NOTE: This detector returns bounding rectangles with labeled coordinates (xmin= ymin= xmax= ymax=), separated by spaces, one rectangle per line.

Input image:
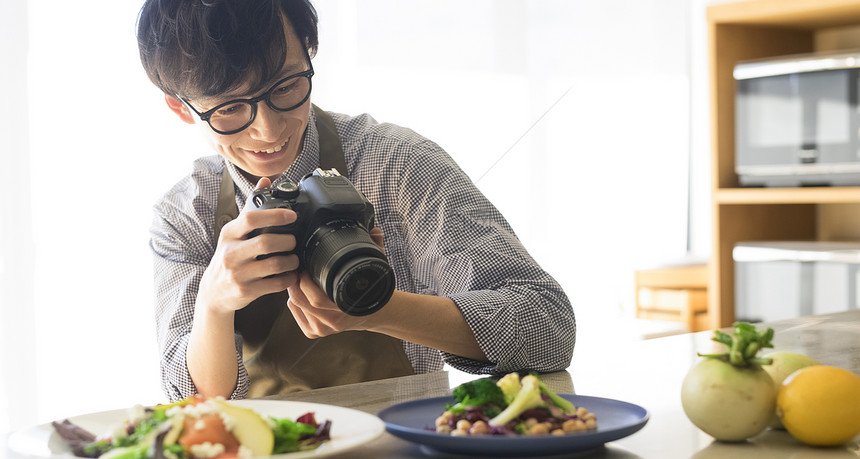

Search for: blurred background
xmin=0 ymin=0 xmax=725 ymax=434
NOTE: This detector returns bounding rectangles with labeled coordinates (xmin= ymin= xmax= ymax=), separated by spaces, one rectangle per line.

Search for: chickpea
xmin=562 ymin=419 xmax=579 ymax=432
xmin=551 ymin=428 xmax=565 ymax=436
xmin=456 ymin=419 xmax=472 ymax=431
xmin=435 ymin=412 xmax=452 ymax=427
xmin=451 ymin=429 xmax=469 ymax=437
xmin=585 ymin=418 xmax=597 ymax=430
xmin=576 ymin=407 xmax=589 ymax=418
xmin=583 ymin=412 xmax=597 ymax=422
xmin=523 ymin=418 xmax=539 ymax=429
xmin=469 ymin=420 xmax=490 ymax=435
xmin=528 ymin=423 xmax=550 ymax=435
xmin=436 ymin=425 xmax=452 ymax=434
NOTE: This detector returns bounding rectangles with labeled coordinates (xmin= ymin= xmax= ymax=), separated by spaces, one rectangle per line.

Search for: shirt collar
xmin=223 ymin=106 xmax=321 ymax=209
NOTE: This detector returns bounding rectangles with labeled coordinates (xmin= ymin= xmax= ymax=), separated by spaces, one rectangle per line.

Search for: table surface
xmin=260 ymin=309 xmax=860 ymax=458
xmin=5 ymin=310 xmax=859 ymax=458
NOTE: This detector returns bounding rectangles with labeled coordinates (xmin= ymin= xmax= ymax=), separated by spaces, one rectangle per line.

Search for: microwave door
xmin=736 ymin=74 xmax=803 ymax=168
xmin=801 ymin=69 xmax=856 ymax=167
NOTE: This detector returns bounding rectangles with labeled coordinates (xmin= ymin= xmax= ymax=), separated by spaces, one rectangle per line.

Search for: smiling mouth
xmin=251 ymin=140 xmax=287 ymax=154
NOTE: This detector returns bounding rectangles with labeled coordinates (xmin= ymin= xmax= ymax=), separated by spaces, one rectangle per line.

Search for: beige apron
xmin=214 ymin=105 xmax=415 ymax=397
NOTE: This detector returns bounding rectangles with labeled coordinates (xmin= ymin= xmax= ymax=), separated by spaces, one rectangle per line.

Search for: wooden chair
xmin=634 ymin=262 xmax=709 ymax=333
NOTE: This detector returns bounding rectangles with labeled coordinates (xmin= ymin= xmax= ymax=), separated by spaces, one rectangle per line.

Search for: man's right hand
xmin=196 ymin=177 xmax=300 ymax=315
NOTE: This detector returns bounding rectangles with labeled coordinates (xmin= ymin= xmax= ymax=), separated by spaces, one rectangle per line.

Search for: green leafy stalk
xmin=698 ymin=321 xmax=774 ymax=367
xmin=531 ymin=373 xmax=576 ymax=415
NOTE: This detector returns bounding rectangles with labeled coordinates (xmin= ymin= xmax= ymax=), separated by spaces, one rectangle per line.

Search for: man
xmin=138 ymin=0 xmax=575 ymax=401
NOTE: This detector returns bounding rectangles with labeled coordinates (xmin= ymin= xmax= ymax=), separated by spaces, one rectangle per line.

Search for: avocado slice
xmin=211 ymin=400 xmax=274 ymax=457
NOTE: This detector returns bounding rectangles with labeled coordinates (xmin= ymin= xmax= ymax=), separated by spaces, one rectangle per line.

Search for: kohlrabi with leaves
xmin=681 ymin=322 xmax=777 ymax=442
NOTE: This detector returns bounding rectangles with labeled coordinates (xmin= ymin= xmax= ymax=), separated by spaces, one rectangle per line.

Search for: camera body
xmin=247 ymin=168 xmax=395 ymax=316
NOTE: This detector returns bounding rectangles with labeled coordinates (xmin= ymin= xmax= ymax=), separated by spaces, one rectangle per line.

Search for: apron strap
xmin=214 ymin=166 xmax=240 ymax=242
xmin=313 ymin=104 xmax=349 ymax=177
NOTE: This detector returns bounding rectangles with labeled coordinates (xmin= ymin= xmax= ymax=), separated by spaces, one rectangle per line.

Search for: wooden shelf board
xmin=708 ymin=0 xmax=860 ymax=29
xmin=714 ymin=187 xmax=860 ymax=204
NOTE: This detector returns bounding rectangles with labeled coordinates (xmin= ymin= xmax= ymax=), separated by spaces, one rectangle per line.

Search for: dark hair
xmin=136 ymin=0 xmax=318 ymax=99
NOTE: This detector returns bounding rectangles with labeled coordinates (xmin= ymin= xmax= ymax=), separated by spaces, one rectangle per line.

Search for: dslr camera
xmin=247 ymin=168 xmax=395 ymax=316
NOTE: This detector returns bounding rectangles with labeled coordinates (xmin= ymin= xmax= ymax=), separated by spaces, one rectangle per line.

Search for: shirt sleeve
xmin=387 ymin=137 xmax=576 ymax=374
xmin=150 ymin=173 xmax=250 ymax=402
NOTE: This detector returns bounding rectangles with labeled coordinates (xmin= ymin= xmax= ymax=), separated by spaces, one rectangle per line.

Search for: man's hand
xmin=285 ymin=227 xmax=385 ymax=337
xmin=286 ymin=272 xmax=366 ymax=338
xmin=197 ymin=177 xmax=300 ymax=315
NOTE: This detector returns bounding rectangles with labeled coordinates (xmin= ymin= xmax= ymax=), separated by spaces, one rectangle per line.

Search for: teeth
xmin=255 ymin=141 xmax=285 ymax=154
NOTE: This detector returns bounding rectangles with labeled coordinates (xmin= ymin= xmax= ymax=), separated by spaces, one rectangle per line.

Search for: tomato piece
xmin=178 ymin=413 xmax=241 ymax=458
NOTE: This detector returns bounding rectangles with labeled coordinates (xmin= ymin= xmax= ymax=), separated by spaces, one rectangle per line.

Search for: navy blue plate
xmin=377 ymin=394 xmax=649 ymax=457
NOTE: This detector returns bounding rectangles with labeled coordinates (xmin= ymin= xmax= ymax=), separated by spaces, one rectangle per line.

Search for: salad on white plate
xmin=50 ymin=396 xmax=331 ymax=459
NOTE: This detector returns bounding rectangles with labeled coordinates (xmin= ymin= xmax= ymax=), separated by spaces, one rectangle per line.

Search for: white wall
xmin=0 ymin=0 xmax=703 ymax=435
xmin=312 ymin=0 xmax=694 ymax=317
xmin=0 ymin=0 xmax=35 ymax=438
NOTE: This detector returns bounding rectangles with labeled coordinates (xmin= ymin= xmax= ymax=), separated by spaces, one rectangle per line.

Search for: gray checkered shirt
xmin=151 ymin=107 xmax=576 ymax=401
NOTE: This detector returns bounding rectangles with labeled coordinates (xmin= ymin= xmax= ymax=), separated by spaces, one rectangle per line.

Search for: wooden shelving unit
xmin=707 ymin=0 xmax=860 ymax=328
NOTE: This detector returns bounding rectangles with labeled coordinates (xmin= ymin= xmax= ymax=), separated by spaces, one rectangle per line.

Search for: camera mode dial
xmin=273 ymin=181 xmax=300 ymax=200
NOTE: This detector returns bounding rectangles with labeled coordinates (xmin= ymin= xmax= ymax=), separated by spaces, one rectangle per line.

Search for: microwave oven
xmin=734 ymin=51 xmax=860 ymax=187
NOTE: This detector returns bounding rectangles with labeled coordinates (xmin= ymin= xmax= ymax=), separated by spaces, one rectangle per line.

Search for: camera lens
xmin=304 ymin=220 xmax=395 ymax=316
xmin=332 ymin=258 xmax=394 ymax=315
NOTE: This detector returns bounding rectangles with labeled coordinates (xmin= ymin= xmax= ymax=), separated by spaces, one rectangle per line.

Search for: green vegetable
xmin=681 ymin=322 xmax=778 ymax=442
xmin=270 ymin=417 xmax=318 ymax=454
xmin=488 ymin=375 xmax=545 ymax=427
xmin=496 ymin=373 xmax=522 ymax=405
xmin=698 ymin=321 xmax=774 ymax=366
xmin=534 ymin=376 xmax=575 ymax=415
xmin=99 ymin=443 xmax=150 ymax=459
xmin=82 ymin=412 xmax=170 ymax=458
xmin=447 ymin=377 xmax=507 ymax=417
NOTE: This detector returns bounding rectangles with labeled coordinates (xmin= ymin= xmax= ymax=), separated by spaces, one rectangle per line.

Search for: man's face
xmin=184 ymin=20 xmax=311 ymax=182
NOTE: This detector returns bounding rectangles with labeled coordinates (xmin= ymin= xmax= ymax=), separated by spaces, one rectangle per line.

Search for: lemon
xmin=776 ymin=365 xmax=860 ymax=446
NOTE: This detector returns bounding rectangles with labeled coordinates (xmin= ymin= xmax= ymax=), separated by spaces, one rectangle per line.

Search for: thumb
xmin=241 ymin=177 xmax=274 ymax=214
xmin=370 ymin=227 xmax=385 ymax=252
xmin=255 ymin=177 xmax=272 ymax=190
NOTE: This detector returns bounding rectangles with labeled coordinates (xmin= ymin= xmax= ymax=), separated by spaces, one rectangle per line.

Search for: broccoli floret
xmin=447 ymin=377 xmax=507 ymax=416
xmin=488 ymin=375 xmax=545 ymax=427
xmin=496 ymin=372 xmax=522 ymax=405
xmin=533 ymin=375 xmax=576 ymax=415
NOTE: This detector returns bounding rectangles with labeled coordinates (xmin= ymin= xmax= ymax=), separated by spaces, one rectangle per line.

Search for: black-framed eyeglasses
xmin=181 ymin=56 xmax=314 ymax=135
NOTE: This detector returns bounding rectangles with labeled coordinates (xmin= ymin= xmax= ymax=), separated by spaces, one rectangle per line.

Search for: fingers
xmin=295 ymin=272 xmax=332 ymax=305
xmin=255 ymin=177 xmax=272 ymax=190
xmin=241 ymin=208 xmax=297 ymax=236
xmin=253 ymin=270 xmax=298 ymax=295
xmin=370 ymin=227 xmax=385 ymax=251
xmin=248 ymin=232 xmax=298 ymax=257
xmin=287 ymin=273 xmax=349 ymax=338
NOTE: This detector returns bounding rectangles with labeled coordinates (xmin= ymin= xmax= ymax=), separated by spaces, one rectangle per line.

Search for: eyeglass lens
xmin=208 ymin=75 xmax=311 ymax=133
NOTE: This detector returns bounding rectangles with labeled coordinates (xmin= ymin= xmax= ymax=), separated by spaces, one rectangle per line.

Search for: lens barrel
xmin=304 ymin=220 xmax=395 ymax=315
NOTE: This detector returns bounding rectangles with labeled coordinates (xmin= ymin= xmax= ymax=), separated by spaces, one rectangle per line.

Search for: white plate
xmin=7 ymin=399 xmax=385 ymax=458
